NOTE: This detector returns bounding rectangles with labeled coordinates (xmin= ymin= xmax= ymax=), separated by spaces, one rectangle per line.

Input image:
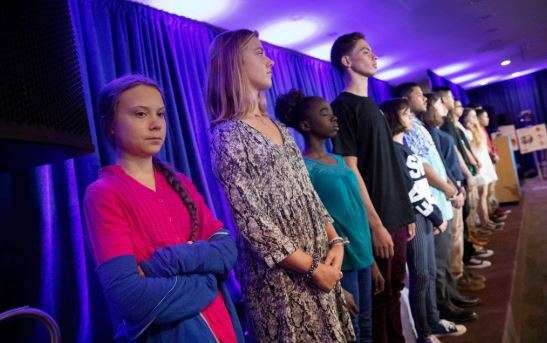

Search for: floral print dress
xmin=210 ymin=119 xmax=354 ymax=343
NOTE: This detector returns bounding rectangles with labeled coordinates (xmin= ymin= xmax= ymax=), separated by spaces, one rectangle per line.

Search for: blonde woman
xmin=461 ymin=108 xmax=502 ymax=232
xmin=207 ymin=29 xmax=354 ymax=342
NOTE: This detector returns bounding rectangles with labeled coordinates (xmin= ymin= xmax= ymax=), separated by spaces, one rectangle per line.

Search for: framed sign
xmin=515 ymin=124 xmax=547 ymax=154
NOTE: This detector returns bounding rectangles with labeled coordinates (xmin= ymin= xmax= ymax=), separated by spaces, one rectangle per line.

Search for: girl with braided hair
xmin=84 ymin=74 xmax=243 ymax=342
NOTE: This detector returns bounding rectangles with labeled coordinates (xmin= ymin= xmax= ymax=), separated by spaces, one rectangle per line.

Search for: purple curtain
xmin=467 ymin=69 xmax=547 ymax=128
xmin=0 ymin=0 xmax=394 ymax=341
xmin=428 ymin=69 xmax=470 ymax=105
xmin=466 ymin=68 xmax=547 ymax=176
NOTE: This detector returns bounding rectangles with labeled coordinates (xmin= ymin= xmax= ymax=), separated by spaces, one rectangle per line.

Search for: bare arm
xmin=466 ymin=146 xmax=480 ymax=167
xmin=343 ymin=156 xmax=394 ymax=258
xmin=325 ymin=222 xmax=339 ymax=241
xmin=423 ymin=163 xmax=457 ymax=198
xmin=343 ymin=156 xmax=382 ymax=228
xmin=278 ymin=249 xmax=314 ymax=272
xmin=456 ymin=149 xmax=472 ymax=179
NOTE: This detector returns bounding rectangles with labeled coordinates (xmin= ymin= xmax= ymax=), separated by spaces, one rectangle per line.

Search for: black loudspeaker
xmin=0 ymin=0 xmax=94 ymax=171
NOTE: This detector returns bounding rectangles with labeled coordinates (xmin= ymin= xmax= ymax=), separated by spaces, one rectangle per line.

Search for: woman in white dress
xmin=461 ymin=108 xmax=500 ymax=230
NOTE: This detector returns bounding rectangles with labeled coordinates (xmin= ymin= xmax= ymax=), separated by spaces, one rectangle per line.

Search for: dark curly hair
xmin=274 ymin=89 xmax=322 ymax=133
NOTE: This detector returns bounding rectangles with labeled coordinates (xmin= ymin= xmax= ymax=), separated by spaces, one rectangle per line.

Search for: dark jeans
xmin=434 ymin=219 xmax=455 ymax=306
xmin=373 ymin=228 xmax=408 ymax=343
xmin=341 ymin=266 xmax=373 ymax=343
xmin=462 ymin=194 xmax=475 ymax=264
xmin=407 ymin=214 xmax=440 ymax=339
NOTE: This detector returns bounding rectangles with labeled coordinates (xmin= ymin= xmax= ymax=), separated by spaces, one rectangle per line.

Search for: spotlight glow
xmin=260 ymin=18 xmax=319 ymax=46
xmin=305 ymin=41 xmax=334 ymax=61
xmin=375 ymin=67 xmax=410 ymax=81
xmin=377 ymin=56 xmax=397 ymax=70
xmin=450 ymin=72 xmax=483 ymax=84
xmin=464 ymin=75 xmax=500 ymax=88
xmin=133 ymin=0 xmax=234 ymax=21
xmin=500 ymin=59 xmax=511 ymax=66
xmin=506 ymin=68 xmax=539 ymax=80
xmin=433 ymin=62 xmax=472 ymax=76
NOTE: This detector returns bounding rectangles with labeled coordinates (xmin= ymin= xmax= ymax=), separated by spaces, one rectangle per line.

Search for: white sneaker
xmin=433 ymin=319 xmax=467 ymax=337
xmin=466 ymin=257 xmax=492 ymax=269
xmin=474 ymin=248 xmax=494 ymax=259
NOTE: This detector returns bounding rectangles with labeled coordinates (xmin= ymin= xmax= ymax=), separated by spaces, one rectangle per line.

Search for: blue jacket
xmin=425 ymin=124 xmax=464 ymax=184
xmin=96 ymin=229 xmax=244 ymax=342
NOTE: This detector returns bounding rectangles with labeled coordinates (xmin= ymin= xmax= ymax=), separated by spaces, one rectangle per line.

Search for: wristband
xmin=328 ymin=236 xmax=350 ymax=247
xmin=305 ymin=253 xmax=320 ymax=280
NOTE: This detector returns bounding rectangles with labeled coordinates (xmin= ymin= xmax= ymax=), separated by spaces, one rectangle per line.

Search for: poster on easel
xmin=492 ymin=125 xmax=519 ymax=151
xmin=515 ymin=124 xmax=547 ymax=154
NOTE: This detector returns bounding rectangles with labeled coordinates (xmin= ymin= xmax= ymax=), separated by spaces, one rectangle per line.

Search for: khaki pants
xmin=488 ymin=181 xmax=499 ymax=214
xmin=466 ymin=184 xmax=480 ymax=229
xmin=450 ymin=205 xmax=464 ymax=277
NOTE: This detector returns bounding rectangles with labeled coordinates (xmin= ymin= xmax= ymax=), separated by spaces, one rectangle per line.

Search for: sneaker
xmin=491 ymin=213 xmax=508 ymax=222
xmin=495 ymin=208 xmax=511 ymax=215
xmin=466 ymin=258 xmax=492 ymax=269
xmin=431 ymin=319 xmax=467 ymax=337
xmin=457 ymin=274 xmax=485 ymax=291
xmin=465 ymin=269 xmax=487 ymax=283
xmin=473 ymin=247 xmax=494 ymax=259
xmin=475 ymin=227 xmax=494 ymax=235
xmin=486 ymin=221 xmax=504 ymax=231
xmin=417 ymin=335 xmax=442 ymax=343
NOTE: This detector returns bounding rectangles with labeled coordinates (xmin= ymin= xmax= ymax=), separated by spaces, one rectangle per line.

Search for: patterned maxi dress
xmin=210 ymin=119 xmax=354 ymax=343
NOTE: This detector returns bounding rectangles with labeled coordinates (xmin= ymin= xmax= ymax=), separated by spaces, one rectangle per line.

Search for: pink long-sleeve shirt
xmin=84 ymin=165 xmax=236 ymax=342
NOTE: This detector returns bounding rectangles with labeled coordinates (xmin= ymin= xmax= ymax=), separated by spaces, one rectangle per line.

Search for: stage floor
xmin=443 ymin=177 xmax=547 ymax=343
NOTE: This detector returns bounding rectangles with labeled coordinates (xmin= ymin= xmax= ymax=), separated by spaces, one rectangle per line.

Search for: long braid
xmin=153 ymin=158 xmax=200 ymax=241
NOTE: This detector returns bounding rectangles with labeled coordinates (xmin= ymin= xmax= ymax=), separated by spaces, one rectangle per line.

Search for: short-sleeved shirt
xmin=404 ymin=117 xmax=454 ymax=221
xmin=305 ymin=154 xmax=374 ymax=271
xmin=426 ymin=124 xmax=464 ymax=183
xmin=437 ymin=128 xmax=465 ymax=182
xmin=332 ymin=92 xmax=415 ymax=231
xmin=440 ymin=118 xmax=476 ymax=176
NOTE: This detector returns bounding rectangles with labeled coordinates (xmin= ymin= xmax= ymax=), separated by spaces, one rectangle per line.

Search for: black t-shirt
xmin=440 ymin=118 xmax=477 ymax=176
xmin=331 ymin=92 xmax=415 ymax=231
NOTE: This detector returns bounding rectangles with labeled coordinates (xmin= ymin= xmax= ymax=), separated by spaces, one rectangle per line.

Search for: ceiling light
xmin=260 ymin=18 xmax=319 ymax=46
xmin=465 ymin=75 xmax=500 ymax=88
xmin=500 ymin=59 xmax=511 ymax=66
xmin=377 ymin=56 xmax=397 ymax=70
xmin=134 ymin=0 xmax=234 ymax=21
xmin=305 ymin=41 xmax=333 ymax=61
xmin=433 ymin=62 xmax=472 ymax=76
xmin=375 ymin=67 xmax=410 ymax=81
xmin=450 ymin=72 xmax=483 ymax=84
xmin=507 ymin=68 xmax=539 ymax=79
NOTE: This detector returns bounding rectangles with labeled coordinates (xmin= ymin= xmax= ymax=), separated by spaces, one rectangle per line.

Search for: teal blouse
xmin=304 ymin=154 xmax=374 ymax=271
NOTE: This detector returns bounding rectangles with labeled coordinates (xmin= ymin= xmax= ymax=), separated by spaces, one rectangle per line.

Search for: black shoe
xmin=452 ymin=295 xmax=481 ymax=308
xmin=438 ymin=304 xmax=478 ymax=323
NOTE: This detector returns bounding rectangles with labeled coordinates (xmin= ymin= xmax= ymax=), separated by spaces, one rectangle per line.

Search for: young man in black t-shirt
xmin=330 ymin=32 xmax=415 ymax=343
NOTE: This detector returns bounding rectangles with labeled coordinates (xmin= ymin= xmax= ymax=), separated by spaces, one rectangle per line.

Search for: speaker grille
xmin=0 ymin=0 xmax=93 ymax=151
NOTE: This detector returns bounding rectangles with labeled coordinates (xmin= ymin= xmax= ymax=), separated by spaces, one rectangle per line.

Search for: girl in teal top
xmin=275 ymin=89 xmax=375 ymax=343
xmin=304 ymin=154 xmax=373 ymax=271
